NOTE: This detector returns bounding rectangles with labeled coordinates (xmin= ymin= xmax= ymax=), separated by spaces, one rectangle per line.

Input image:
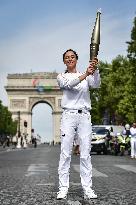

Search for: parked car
xmin=91 ymin=125 xmax=125 ymax=155
xmin=91 ymin=126 xmax=111 ymax=154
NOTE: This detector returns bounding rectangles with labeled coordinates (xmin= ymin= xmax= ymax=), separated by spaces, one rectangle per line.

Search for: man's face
xmin=133 ymin=123 xmax=136 ymax=128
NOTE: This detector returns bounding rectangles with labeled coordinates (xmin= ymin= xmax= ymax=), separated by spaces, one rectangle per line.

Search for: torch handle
xmin=90 ymin=43 xmax=99 ymax=61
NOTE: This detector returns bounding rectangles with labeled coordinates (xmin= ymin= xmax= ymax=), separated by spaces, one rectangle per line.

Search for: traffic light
xmin=31 ymin=129 xmax=34 ymax=133
xmin=24 ymin=121 xmax=27 ymax=127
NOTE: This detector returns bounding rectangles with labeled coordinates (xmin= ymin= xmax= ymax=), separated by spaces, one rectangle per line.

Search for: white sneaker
xmin=57 ymin=190 xmax=67 ymax=200
xmin=84 ymin=188 xmax=97 ymax=199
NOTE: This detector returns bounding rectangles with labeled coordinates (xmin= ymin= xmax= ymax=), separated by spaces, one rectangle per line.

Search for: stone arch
xmin=5 ymin=72 xmax=62 ymax=144
xmin=30 ymin=98 xmax=54 ymax=112
xmin=31 ymin=99 xmax=53 ymax=143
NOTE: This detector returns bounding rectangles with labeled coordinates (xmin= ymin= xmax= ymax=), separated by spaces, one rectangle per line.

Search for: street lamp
xmin=17 ymin=111 xmax=20 ymax=138
xmin=16 ymin=111 xmax=21 ymax=148
xmin=24 ymin=120 xmax=27 ymax=137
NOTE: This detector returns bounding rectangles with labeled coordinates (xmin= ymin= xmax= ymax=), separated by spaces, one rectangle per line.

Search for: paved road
xmin=0 ymin=144 xmax=136 ymax=205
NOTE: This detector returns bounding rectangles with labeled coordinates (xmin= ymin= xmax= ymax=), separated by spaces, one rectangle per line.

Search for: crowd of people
xmin=72 ymin=122 xmax=136 ymax=159
xmin=0 ymin=132 xmax=38 ymax=149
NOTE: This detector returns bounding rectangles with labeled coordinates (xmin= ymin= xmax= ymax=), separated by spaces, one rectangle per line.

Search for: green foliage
xmin=0 ymin=100 xmax=17 ymax=136
xmin=127 ymin=17 xmax=136 ymax=61
xmin=91 ymin=15 xmax=136 ymax=125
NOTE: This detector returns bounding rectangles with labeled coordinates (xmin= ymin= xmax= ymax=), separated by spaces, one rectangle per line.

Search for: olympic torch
xmin=90 ymin=10 xmax=101 ymax=61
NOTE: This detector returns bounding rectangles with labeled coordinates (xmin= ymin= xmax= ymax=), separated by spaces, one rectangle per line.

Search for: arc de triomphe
xmin=5 ymin=72 xmax=62 ymax=144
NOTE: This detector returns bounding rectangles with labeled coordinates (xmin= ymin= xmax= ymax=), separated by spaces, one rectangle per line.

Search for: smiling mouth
xmin=68 ymin=61 xmax=73 ymax=64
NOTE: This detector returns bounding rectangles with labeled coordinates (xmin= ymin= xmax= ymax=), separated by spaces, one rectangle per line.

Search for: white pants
xmin=131 ymin=137 xmax=136 ymax=157
xmin=58 ymin=110 xmax=92 ymax=191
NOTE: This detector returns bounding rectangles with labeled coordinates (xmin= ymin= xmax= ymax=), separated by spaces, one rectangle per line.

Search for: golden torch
xmin=90 ymin=9 xmax=101 ymax=61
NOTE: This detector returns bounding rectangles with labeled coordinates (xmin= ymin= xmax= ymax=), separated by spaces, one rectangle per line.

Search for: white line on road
xmin=93 ymin=167 xmax=108 ymax=177
xmin=35 ymin=182 xmax=81 ymax=186
xmin=72 ymin=164 xmax=108 ymax=177
xmin=25 ymin=164 xmax=49 ymax=176
xmin=70 ymin=182 xmax=81 ymax=186
xmin=26 ymin=163 xmax=108 ymax=177
xmin=36 ymin=183 xmax=55 ymax=186
xmin=115 ymin=164 xmax=136 ymax=173
xmin=67 ymin=200 xmax=82 ymax=205
xmin=27 ymin=164 xmax=48 ymax=171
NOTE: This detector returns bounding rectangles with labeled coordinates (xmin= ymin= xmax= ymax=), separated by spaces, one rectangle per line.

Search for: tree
xmin=91 ymin=15 xmax=136 ymax=125
xmin=121 ymin=15 xmax=136 ymax=123
xmin=91 ymin=61 xmax=112 ymax=124
xmin=0 ymin=100 xmax=17 ymax=137
xmin=127 ymin=17 xmax=136 ymax=61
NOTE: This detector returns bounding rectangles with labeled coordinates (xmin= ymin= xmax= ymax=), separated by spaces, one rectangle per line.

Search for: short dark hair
xmin=63 ymin=49 xmax=78 ymax=62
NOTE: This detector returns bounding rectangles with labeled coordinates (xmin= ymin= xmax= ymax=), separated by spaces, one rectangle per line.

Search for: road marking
xmin=70 ymin=182 xmax=81 ymax=186
xmin=67 ymin=200 xmax=82 ymax=205
xmin=27 ymin=164 xmax=48 ymax=171
xmin=25 ymin=164 xmax=49 ymax=176
xmin=36 ymin=183 xmax=54 ymax=186
xmin=35 ymin=183 xmax=81 ymax=187
xmin=115 ymin=164 xmax=136 ymax=173
xmin=93 ymin=167 xmax=108 ymax=177
xmin=72 ymin=164 xmax=108 ymax=177
xmin=26 ymin=163 xmax=108 ymax=177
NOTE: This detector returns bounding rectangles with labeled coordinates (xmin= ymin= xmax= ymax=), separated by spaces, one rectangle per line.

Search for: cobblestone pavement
xmin=0 ymin=144 xmax=136 ymax=205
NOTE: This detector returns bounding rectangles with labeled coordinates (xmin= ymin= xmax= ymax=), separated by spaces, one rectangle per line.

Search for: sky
xmin=0 ymin=0 xmax=135 ymax=142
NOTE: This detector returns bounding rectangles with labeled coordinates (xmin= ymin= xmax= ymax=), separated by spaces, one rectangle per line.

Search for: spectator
xmin=12 ymin=135 xmax=17 ymax=148
xmin=130 ymin=122 xmax=136 ymax=159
